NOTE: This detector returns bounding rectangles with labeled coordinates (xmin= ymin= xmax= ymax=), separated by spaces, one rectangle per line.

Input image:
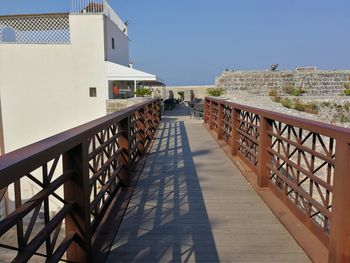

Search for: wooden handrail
xmin=208 ymin=97 xmax=350 ymax=140
xmin=0 ymin=99 xmax=159 ymax=188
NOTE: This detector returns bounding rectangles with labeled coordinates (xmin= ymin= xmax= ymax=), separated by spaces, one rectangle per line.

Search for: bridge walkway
xmin=106 ymin=105 xmax=310 ymax=263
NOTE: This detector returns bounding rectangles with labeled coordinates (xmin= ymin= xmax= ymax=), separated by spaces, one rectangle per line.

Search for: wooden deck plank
xmin=106 ymin=105 xmax=310 ymax=263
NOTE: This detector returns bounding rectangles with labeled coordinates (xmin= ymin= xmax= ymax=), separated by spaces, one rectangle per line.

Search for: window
xmin=89 ymin=87 xmax=97 ymax=97
xmin=112 ymin=38 xmax=115 ymax=50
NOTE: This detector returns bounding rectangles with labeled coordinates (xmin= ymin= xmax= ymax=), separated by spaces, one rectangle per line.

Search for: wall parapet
xmin=216 ymin=69 xmax=350 ymax=96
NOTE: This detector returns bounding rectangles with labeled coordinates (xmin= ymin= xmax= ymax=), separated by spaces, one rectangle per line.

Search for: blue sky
xmin=1 ymin=0 xmax=349 ymax=85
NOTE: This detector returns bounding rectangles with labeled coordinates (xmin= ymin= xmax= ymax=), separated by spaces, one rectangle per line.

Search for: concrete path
xmin=107 ymin=105 xmax=310 ymax=263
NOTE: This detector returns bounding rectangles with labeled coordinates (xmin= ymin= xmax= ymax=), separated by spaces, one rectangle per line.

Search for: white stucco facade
xmin=0 ymin=14 xmax=112 ymax=214
xmin=104 ymin=16 xmax=130 ymax=66
xmin=0 ymin=13 xmax=131 ymax=153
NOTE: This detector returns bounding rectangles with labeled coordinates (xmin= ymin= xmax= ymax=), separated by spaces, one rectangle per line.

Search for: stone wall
xmin=106 ymin=97 xmax=149 ymax=114
xmin=215 ymin=69 xmax=350 ymax=96
xmin=165 ymin=85 xmax=215 ymax=100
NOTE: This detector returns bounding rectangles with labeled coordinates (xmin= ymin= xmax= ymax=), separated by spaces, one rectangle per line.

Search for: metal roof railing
xmin=70 ymin=0 xmax=127 ymax=34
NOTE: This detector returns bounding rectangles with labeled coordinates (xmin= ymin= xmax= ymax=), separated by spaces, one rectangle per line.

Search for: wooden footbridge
xmin=0 ymin=98 xmax=348 ymax=262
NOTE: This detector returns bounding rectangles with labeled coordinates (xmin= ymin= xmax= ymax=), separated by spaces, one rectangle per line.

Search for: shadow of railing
xmin=109 ymin=117 xmax=220 ymax=262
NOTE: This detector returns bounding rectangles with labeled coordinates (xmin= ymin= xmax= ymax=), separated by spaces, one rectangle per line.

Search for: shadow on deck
xmin=107 ymin=105 xmax=310 ymax=263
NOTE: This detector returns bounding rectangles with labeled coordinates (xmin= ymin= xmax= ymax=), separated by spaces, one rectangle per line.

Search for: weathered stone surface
xmin=215 ymin=69 xmax=350 ymax=96
xmin=106 ymin=97 xmax=150 ymax=114
xmin=165 ymin=70 xmax=350 ymax=100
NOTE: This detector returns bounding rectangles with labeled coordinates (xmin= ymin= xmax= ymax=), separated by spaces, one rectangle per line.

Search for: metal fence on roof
xmin=69 ymin=0 xmax=104 ymax=14
xmin=70 ymin=0 xmax=127 ymax=34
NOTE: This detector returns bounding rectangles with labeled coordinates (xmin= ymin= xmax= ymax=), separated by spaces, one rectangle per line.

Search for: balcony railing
xmin=205 ymin=96 xmax=350 ymax=262
xmin=0 ymin=99 xmax=160 ymax=262
xmin=70 ymin=0 xmax=127 ymax=34
xmin=0 ymin=13 xmax=70 ymax=44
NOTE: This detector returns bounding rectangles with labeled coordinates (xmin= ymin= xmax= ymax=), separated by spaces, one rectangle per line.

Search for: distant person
xmin=113 ymin=84 xmax=120 ymax=98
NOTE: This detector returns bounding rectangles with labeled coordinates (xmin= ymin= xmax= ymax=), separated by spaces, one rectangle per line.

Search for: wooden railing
xmin=205 ymin=97 xmax=350 ymax=263
xmin=0 ymin=99 xmax=160 ymax=263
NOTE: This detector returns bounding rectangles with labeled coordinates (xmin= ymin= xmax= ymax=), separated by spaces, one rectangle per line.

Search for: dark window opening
xmin=112 ymin=38 xmax=115 ymax=50
xmin=89 ymin=87 xmax=97 ymax=97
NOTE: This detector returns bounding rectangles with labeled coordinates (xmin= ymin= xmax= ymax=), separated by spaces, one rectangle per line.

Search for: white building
xmin=0 ymin=0 xmax=163 ymax=218
xmin=0 ymin=0 xmax=164 ymax=154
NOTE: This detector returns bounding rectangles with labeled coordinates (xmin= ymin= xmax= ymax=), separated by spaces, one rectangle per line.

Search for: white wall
xmin=0 ymin=14 xmax=107 ymax=153
xmin=104 ymin=17 xmax=129 ymax=66
xmin=0 ymin=14 xmax=110 ymax=211
xmin=0 ymin=13 xmax=134 ymax=215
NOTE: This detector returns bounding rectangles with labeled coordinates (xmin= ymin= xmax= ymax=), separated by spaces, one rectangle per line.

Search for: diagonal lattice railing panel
xmin=220 ymin=104 xmax=233 ymax=144
xmin=0 ymin=99 xmax=161 ymax=262
xmin=237 ymin=109 xmax=260 ymax=167
xmin=211 ymin=101 xmax=219 ymax=132
xmin=205 ymin=96 xmax=350 ymax=261
xmin=0 ymin=154 xmax=75 ymax=262
xmin=0 ymin=14 xmax=70 ymax=44
xmin=268 ymin=122 xmax=335 ymax=233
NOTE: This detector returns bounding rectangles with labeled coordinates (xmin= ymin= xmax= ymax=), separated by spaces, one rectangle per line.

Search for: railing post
xmin=156 ymin=99 xmax=161 ymax=122
xmin=136 ymin=109 xmax=146 ymax=154
xmin=209 ymin=100 xmax=214 ymax=130
xmin=152 ymin=100 xmax=160 ymax=128
xmin=217 ymin=103 xmax=223 ymax=140
xmin=204 ymin=99 xmax=209 ymax=124
xmin=117 ymin=116 xmax=131 ymax=187
xmin=231 ymin=108 xmax=239 ymax=156
xmin=145 ymin=104 xmax=152 ymax=139
xmin=329 ymin=140 xmax=350 ymax=262
xmin=257 ymin=116 xmax=272 ymax=188
xmin=150 ymin=104 xmax=155 ymax=130
xmin=63 ymin=142 xmax=92 ymax=263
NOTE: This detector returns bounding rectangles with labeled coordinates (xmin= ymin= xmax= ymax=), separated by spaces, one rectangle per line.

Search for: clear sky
xmin=1 ymin=0 xmax=349 ymax=85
